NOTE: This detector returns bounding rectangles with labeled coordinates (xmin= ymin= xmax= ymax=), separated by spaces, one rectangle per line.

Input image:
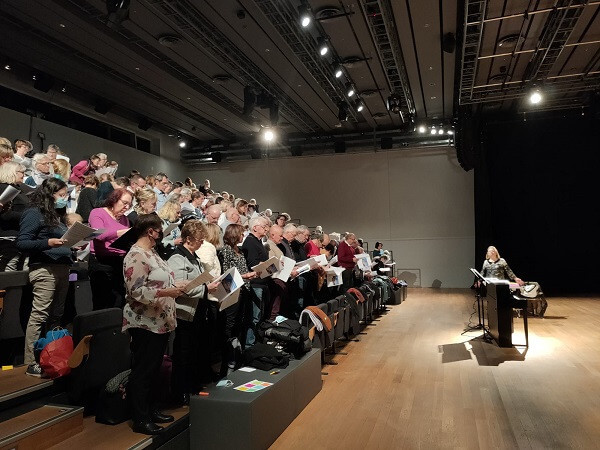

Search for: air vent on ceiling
xmin=361 ymin=89 xmax=379 ymax=97
xmin=315 ymin=7 xmax=342 ymax=20
xmin=158 ymin=34 xmax=182 ymax=47
xmin=489 ymin=73 xmax=511 ymax=82
xmin=212 ymin=75 xmax=232 ymax=84
xmin=498 ymin=34 xmax=521 ymax=47
xmin=373 ymin=112 xmax=387 ymax=118
xmin=342 ymin=56 xmax=364 ymax=68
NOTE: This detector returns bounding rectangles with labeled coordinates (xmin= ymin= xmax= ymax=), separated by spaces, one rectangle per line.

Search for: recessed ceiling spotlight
xmin=178 ymin=139 xmax=187 ymax=148
xmin=447 ymin=130 xmax=454 ymax=135
xmin=4 ymin=64 xmax=10 ymax=71
xmin=438 ymin=129 xmax=444 ymax=135
xmin=356 ymin=101 xmax=364 ymax=112
xmin=317 ymin=37 xmax=329 ymax=56
xmin=298 ymin=4 xmax=312 ymax=27
xmin=430 ymin=128 xmax=437 ymax=135
xmin=418 ymin=125 xmax=426 ymax=133
xmin=334 ymin=65 xmax=343 ymax=78
xmin=346 ymin=83 xmax=355 ymax=97
xmin=59 ymin=23 xmax=66 ymax=28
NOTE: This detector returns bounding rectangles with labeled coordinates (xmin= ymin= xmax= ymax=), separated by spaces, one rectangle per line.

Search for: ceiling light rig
xmin=529 ymin=88 xmax=543 ymax=105
xmin=346 ymin=83 xmax=355 ymax=97
xmin=298 ymin=3 xmax=312 ymax=28
xmin=356 ymin=100 xmax=365 ymax=112
xmin=317 ymin=37 xmax=329 ymax=56
xmin=334 ymin=65 xmax=344 ymax=78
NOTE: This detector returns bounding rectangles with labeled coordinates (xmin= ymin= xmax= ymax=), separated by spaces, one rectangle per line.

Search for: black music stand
xmin=469 ymin=268 xmax=493 ymax=342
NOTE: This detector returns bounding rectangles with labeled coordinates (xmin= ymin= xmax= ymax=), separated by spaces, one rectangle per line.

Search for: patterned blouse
xmin=481 ymin=258 xmax=517 ymax=281
xmin=122 ymin=244 xmax=177 ymax=334
xmin=219 ymin=244 xmax=249 ymax=276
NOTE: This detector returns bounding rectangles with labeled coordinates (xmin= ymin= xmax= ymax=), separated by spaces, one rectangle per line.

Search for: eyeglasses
xmin=16 ymin=170 xmax=25 ymax=174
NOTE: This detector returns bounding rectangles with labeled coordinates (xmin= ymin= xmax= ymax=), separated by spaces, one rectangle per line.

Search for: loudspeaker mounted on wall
xmin=442 ymin=33 xmax=456 ymax=53
xmin=94 ymin=98 xmax=112 ymax=115
xmin=33 ymin=73 xmax=55 ymax=93
xmin=334 ymin=141 xmax=346 ymax=153
xmin=138 ymin=117 xmax=152 ymax=131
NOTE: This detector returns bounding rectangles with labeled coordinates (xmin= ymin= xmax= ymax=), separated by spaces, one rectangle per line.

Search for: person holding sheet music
xmin=122 ymin=214 xmax=183 ymax=435
xmin=0 ymin=161 xmax=30 ymax=270
xmin=16 ymin=178 xmax=72 ymax=378
xmin=337 ymin=233 xmax=358 ymax=292
xmin=88 ymin=188 xmax=132 ymax=310
xmin=219 ymin=223 xmax=259 ymax=367
xmin=241 ymin=216 xmax=271 ymax=346
xmin=195 ymin=222 xmax=223 ymax=379
xmin=168 ymin=220 xmax=220 ymax=404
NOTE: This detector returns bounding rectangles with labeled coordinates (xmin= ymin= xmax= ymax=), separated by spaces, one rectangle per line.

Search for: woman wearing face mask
xmin=88 ymin=188 xmax=132 ymax=310
xmin=122 ymin=213 xmax=184 ymax=435
xmin=17 ymin=178 xmax=72 ymax=378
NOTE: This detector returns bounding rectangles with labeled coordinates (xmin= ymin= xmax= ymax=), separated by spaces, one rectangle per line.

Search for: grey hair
xmin=32 ymin=153 xmax=49 ymax=164
xmin=249 ymin=216 xmax=267 ymax=230
xmin=0 ymin=161 xmax=26 ymax=184
xmin=296 ymin=225 xmax=309 ymax=233
xmin=283 ymin=223 xmax=297 ymax=234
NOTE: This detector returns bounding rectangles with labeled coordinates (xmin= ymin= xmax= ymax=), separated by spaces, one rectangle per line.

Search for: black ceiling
xmin=0 ymin=0 xmax=598 ymax=156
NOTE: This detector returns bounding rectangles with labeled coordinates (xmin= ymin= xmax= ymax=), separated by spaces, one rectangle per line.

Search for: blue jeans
xmin=246 ymin=286 xmax=267 ymax=347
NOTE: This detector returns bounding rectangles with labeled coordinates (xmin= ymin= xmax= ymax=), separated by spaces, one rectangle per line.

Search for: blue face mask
xmin=55 ymin=198 xmax=68 ymax=209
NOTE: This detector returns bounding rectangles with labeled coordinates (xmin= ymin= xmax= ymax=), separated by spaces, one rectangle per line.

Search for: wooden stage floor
xmin=270 ymin=288 xmax=600 ymax=449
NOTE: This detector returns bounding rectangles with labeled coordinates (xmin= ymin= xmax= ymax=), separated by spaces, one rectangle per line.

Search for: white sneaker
xmin=25 ymin=363 xmax=48 ymax=378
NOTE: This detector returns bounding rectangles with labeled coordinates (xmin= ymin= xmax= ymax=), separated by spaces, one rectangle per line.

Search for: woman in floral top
xmin=218 ymin=224 xmax=258 ymax=372
xmin=122 ymin=213 xmax=185 ymax=436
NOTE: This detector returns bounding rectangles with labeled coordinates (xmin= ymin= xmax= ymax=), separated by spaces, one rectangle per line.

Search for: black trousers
xmin=127 ymin=328 xmax=169 ymax=423
xmin=89 ymin=254 xmax=125 ymax=310
xmin=171 ymin=317 xmax=202 ymax=395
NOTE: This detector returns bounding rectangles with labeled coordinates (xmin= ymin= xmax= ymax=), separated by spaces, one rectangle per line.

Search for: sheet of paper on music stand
xmin=329 ymin=255 xmax=338 ymax=265
xmin=273 ymin=256 xmax=295 ymax=282
xmin=355 ymin=253 xmax=372 ymax=271
xmin=0 ymin=185 xmax=20 ymax=204
xmin=183 ymin=270 xmax=215 ymax=294
xmin=61 ymin=222 xmax=97 ymax=248
xmin=163 ymin=222 xmax=179 ymax=236
xmin=251 ymin=256 xmax=280 ymax=279
xmin=213 ymin=267 xmax=243 ymax=311
xmin=326 ymin=266 xmax=345 ymax=287
xmin=385 ymin=262 xmax=396 ymax=266
xmin=379 ymin=267 xmax=391 ymax=272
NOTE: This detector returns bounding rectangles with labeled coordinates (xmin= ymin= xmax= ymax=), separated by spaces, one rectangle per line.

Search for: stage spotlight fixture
xmin=317 ymin=37 xmax=329 ymax=56
xmin=356 ymin=101 xmax=365 ymax=112
xmin=438 ymin=129 xmax=444 ymax=135
xmin=298 ymin=4 xmax=311 ymax=27
xmin=334 ymin=65 xmax=343 ymax=78
xmin=447 ymin=129 xmax=454 ymax=135
xmin=529 ymin=89 xmax=542 ymax=104
xmin=178 ymin=139 xmax=187 ymax=148
xmin=386 ymin=94 xmax=401 ymax=113
xmin=430 ymin=127 xmax=437 ymax=135
xmin=4 ymin=64 xmax=10 ymax=71
xmin=346 ymin=83 xmax=355 ymax=97
xmin=262 ymin=128 xmax=275 ymax=142
xmin=418 ymin=125 xmax=426 ymax=133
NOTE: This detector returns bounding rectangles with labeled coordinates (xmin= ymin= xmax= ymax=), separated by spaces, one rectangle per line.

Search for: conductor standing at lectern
xmin=481 ymin=246 xmax=525 ymax=286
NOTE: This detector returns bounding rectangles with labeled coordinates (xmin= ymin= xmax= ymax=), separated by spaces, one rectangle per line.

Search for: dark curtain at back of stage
xmin=474 ymin=114 xmax=600 ymax=295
